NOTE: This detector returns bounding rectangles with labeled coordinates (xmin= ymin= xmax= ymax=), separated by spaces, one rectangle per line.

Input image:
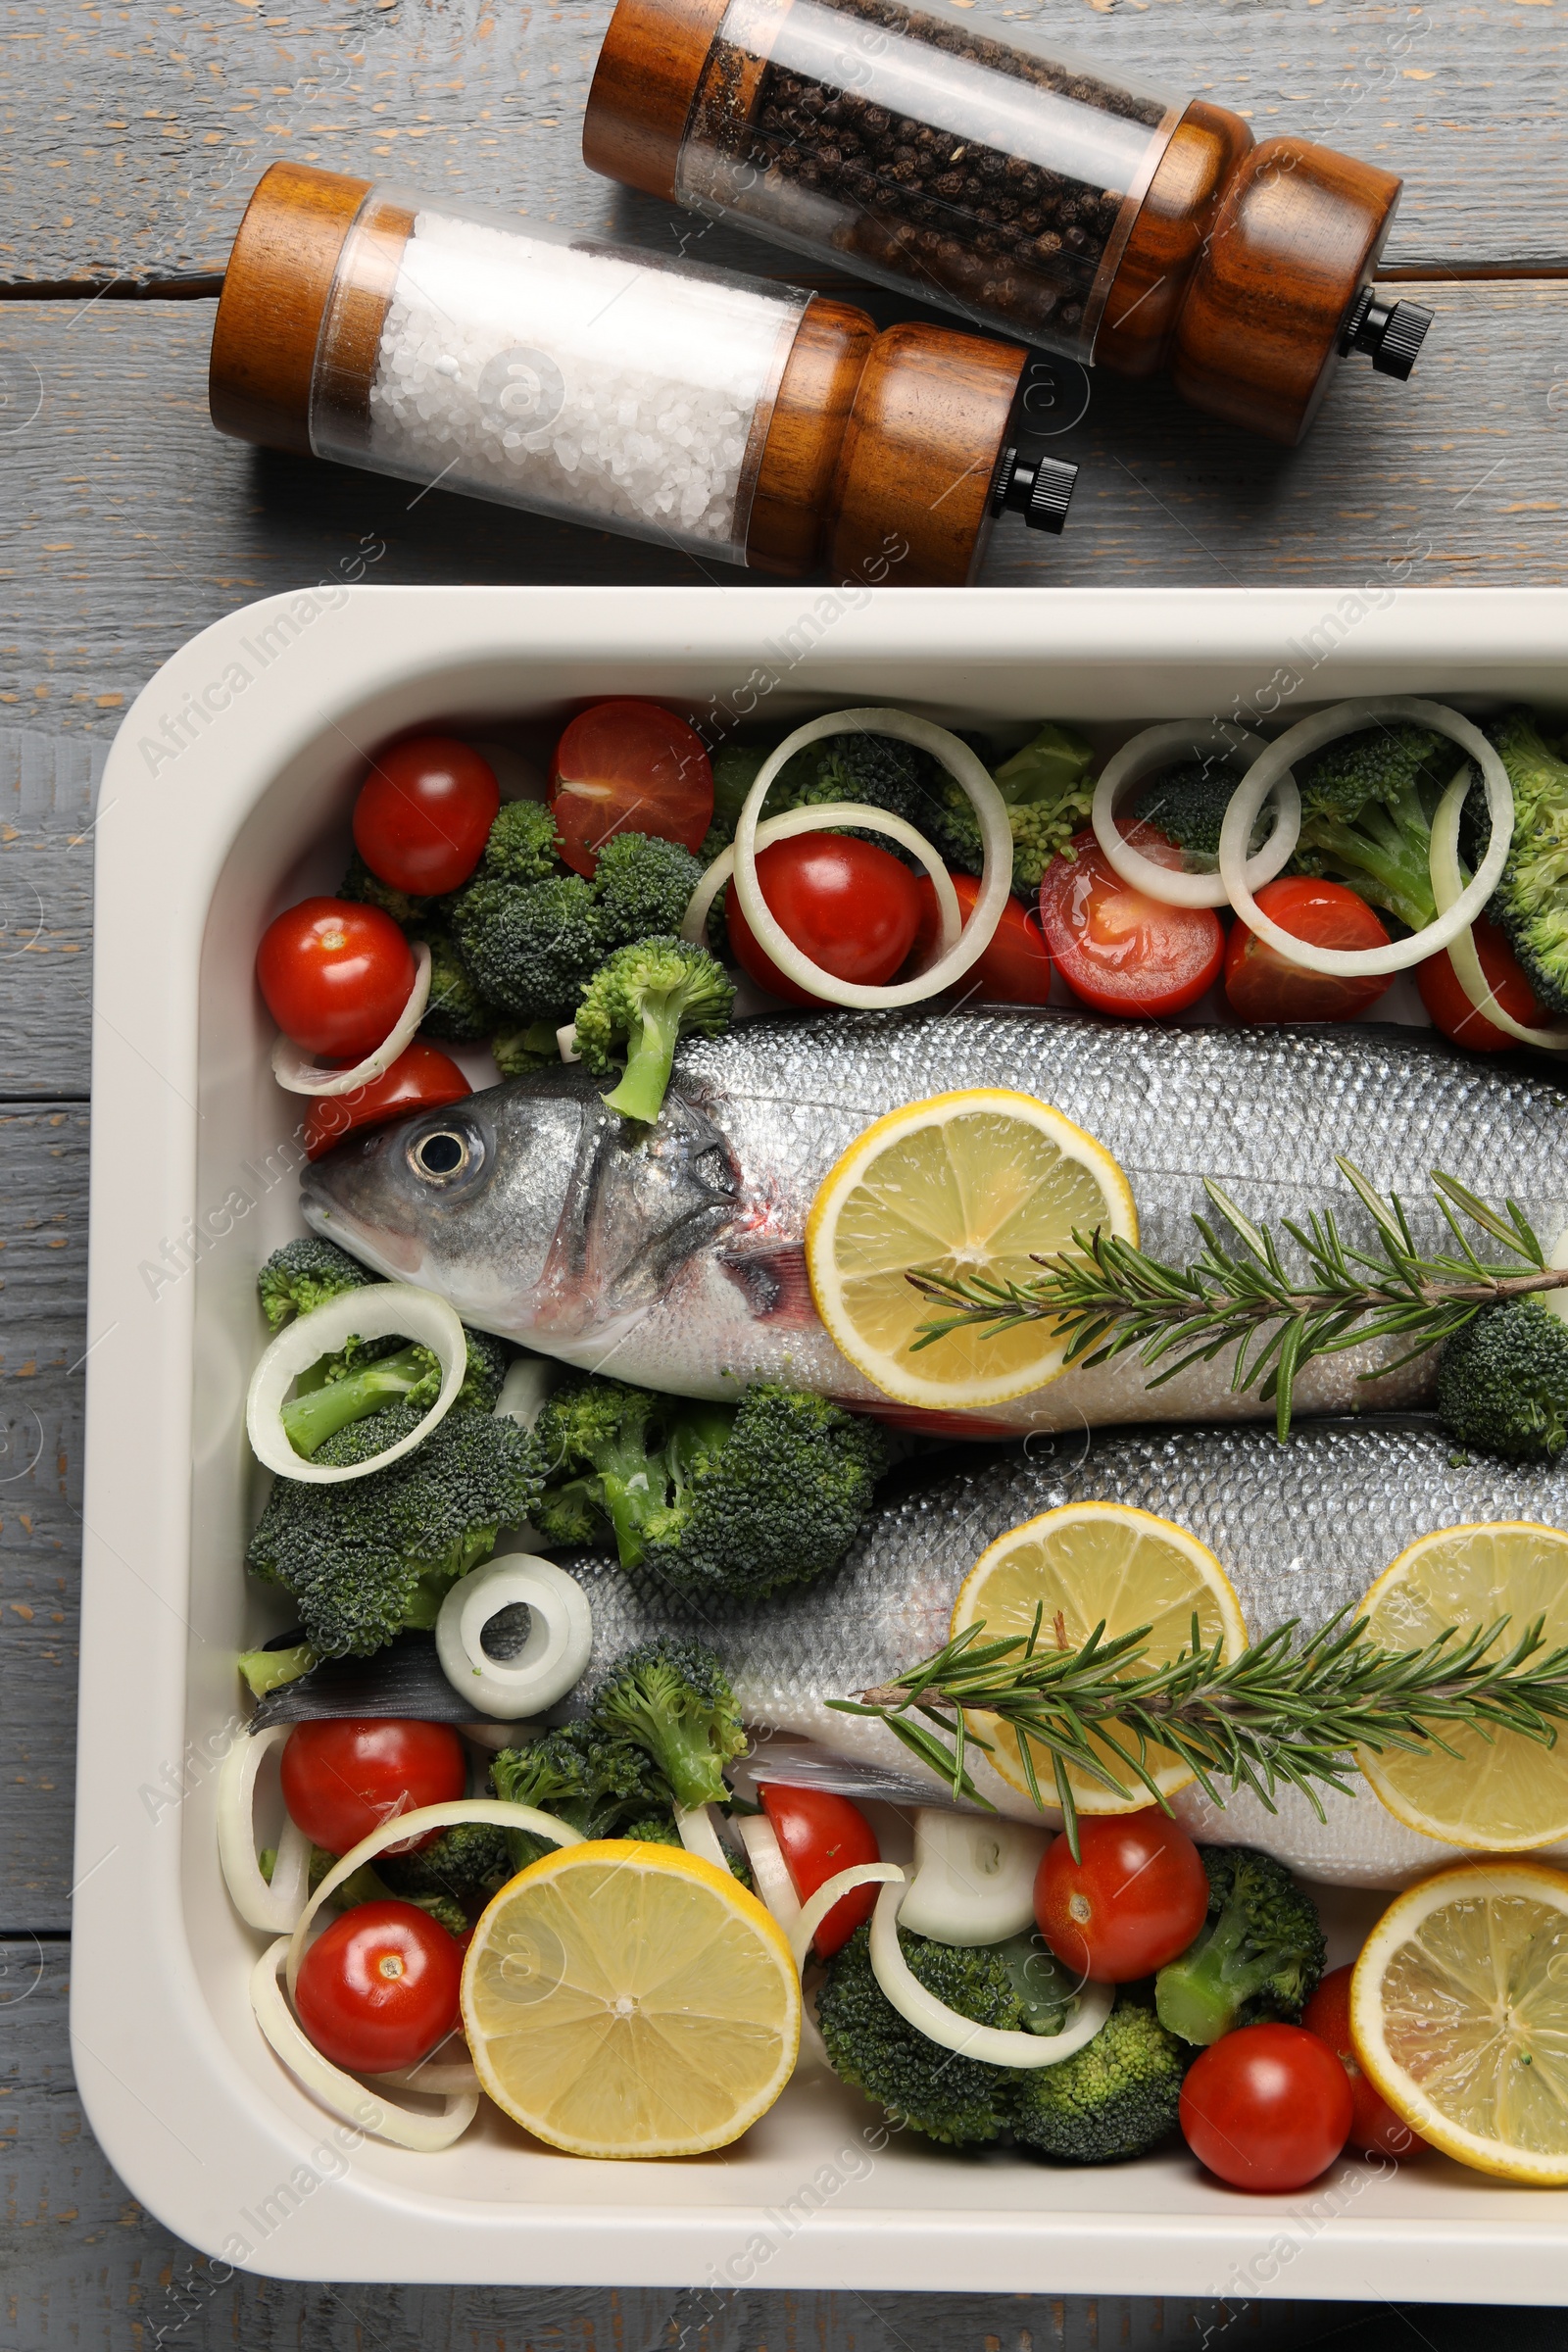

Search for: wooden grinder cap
xmin=583 ymin=0 xmax=727 ymax=202
xmin=209 ymin=162 xmax=371 ymax=456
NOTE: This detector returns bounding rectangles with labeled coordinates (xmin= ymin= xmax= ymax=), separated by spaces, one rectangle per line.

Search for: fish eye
xmin=407 ymin=1122 xmax=481 ymax=1185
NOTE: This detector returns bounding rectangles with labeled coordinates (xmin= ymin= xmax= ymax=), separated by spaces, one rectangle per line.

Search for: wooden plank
xmin=6 ymin=1942 xmax=1373 ymax=2350
xmin=1 ymin=0 xmax=1565 ymax=292
xmin=3 ymin=279 xmax=1567 ymax=732
xmin=0 ymin=1108 xmax=88 ymax=1931
xmin=0 ymin=732 xmax=98 ymax=1098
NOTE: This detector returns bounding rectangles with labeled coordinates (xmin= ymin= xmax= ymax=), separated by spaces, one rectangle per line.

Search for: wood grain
xmin=0 ymin=732 xmax=97 ymax=1096
xmin=1 ymin=0 xmax=1566 ymax=293
xmin=2 ymin=278 xmax=1566 ymax=729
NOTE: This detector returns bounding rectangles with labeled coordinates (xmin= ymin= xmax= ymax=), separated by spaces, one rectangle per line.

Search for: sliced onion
xmin=218 ymin=1725 xmax=312 ymax=1933
xmin=684 ymin=802 xmax=963 ymax=965
xmin=676 ymin=1803 xmax=731 ymax=1870
xmin=869 ymin=1881 xmax=1113 ymax=2067
xmin=1091 ymin=720 xmax=1300 ymax=909
xmin=285 ymin=1797 xmax=582 ymax=2000
xmin=252 ymin=1936 xmax=480 ymax=2151
xmin=735 ymin=1812 xmax=803 ymax=1937
xmin=1220 ymin=698 xmax=1514 ymax=977
xmin=434 ymin=1552 xmax=593 ymax=1718
xmin=246 ymin=1282 xmax=466 ymax=1486
xmin=369 ymin=2034 xmax=481 ymax=2096
xmin=272 ymin=942 xmax=432 ymax=1097
xmin=897 ymin=1810 xmax=1049 ymax=1947
xmin=1430 ymin=768 xmax=1568 ymax=1052
xmin=721 ymin=710 xmax=1011 ymax=1008
xmin=789 ymin=1862 xmax=906 ymax=1977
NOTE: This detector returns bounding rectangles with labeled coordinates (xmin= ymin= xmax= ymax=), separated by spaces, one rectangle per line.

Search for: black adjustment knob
xmin=989 ymin=447 xmax=1078 ymax=536
xmin=1340 ymin=288 xmax=1433 ymax=380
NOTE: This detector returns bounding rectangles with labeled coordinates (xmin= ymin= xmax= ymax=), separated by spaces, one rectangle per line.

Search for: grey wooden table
xmin=5 ymin=0 xmax=1568 ymax=2342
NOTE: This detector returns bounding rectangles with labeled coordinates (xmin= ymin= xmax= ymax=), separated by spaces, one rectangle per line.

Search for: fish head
xmin=299 ymin=1069 xmax=741 ymax=1346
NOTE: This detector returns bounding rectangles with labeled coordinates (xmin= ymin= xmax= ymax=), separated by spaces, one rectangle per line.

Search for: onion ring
xmin=683 ymin=801 xmax=963 ymax=963
xmin=246 ymin=1282 xmax=467 ymax=1485
xmin=724 ymin=710 xmax=1011 ymax=1008
xmin=217 ymin=1724 xmax=312 ymax=1933
xmin=868 ymin=1879 xmax=1113 ymax=2066
xmin=434 ymin=1552 xmax=593 ymax=1718
xmin=271 ymin=942 xmax=432 ymax=1097
xmin=1220 ymin=698 xmax=1514 ymax=978
xmin=285 ymin=1797 xmax=582 ymax=2001
xmin=1430 ymin=766 xmax=1568 ymax=1052
xmin=789 ymin=1861 xmax=906 ymax=1977
xmin=252 ymin=1937 xmax=480 ymax=2151
xmin=675 ymin=1803 xmax=731 ymax=1870
xmin=734 ymin=1812 xmax=803 ymax=1937
xmin=1091 ymin=720 xmax=1300 ymax=909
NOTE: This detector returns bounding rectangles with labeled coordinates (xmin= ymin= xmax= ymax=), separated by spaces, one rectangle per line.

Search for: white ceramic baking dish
xmin=75 ymin=584 xmax=1568 ymax=2294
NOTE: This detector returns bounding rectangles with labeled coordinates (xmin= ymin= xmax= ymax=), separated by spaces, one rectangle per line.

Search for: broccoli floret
xmin=246 ymin=1402 xmax=542 ymax=1657
xmin=452 ymin=871 xmax=606 ymax=1023
xmin=1476 ymin=710 xmax=1568 ymax=1014
xmin=416 ymin=924 xmax=501 ymax=1043
xmin=1437 ymin=1295 xmax=1568 ymax=1462
xmin=591 ymin=830 xmax=706 ymax=944
xmin=700 ymin=744 xmax=768 ymax=858
xmin=532 ymin=1375 xmax=886 ymax=1600
xmin=816 ymin=1922 xmax=1026 ymax=2145
xmin=1011 ymin=1995 xmax=1189 ymax=2165
xmin=1133 ymin=760 xmax=1267 ymax=869
xmin=339 ymin=851 xmax=427 ymax=930
xmin=619 ymin=1811 xmax=684 ymax=1847
xmin=574 ymin=937 xmax=736 ymax=1125
xmin=490 ymin=1725 xmax=676 ymax=1867
xmin=588 ymin=1639 xmax=746 ymax=1812
xmin=378 ymin=1821 xmax=513 ymax=1908
xmin=491 ymin=1020 xmax=563 ymax=1080
xmin=304 ymin=1843 xmax=471 ymax=1940
xmin=257 ymin=1237 xmax=379 ymax=1332
xmin=477 ymin=798 xmax=561 ymax=887
xmin=933 ymin=723 xmax=1096 ymax=896
xmin=279 ymin=1324 xmax=511 ymax=1459
xmin=237 ymin=1640 xmax=318 ymax=1697
xmin=1289 ymin=722 xmax=1447 ymax=934
xmin=1155 ymin=1847 xmax=1325 ymax=2047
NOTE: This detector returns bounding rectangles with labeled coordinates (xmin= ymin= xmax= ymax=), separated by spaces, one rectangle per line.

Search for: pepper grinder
xmin=583 ymin=0 xmax=1434 ymax=446
xmin=207 ymin=162 xmax=1078 ymax=587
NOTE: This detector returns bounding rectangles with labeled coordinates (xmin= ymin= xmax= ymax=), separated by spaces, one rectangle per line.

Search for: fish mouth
xmin=299 ymin=1168 xmax=425 ymax=1282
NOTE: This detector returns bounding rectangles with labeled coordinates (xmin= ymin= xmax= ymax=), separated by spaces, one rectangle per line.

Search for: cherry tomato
xmin=294 ymin=1898 xmax=464 ymax=2073
xmin=280 ymin=1719 xmax=466 ymax=1858
xmin=1037 ymin=829 xmax=1224 ymax=1018
xmin=304 ymin=1040 xmax=470 ymax=1160
xmin=1224 ymin=877 xmax=1391 ymax=1024
xmin=1181 ymin=2021 xmax=1354 ymax=2191
xmin=1418 ymin=916 xmax=1544 ymax=1052
xmin=759 ymin=1786 xmax=880 ymax=1958
xmin=1035 ymin=1810 xmax=1209 ymax=1984
xmin=1302 ymin=1964 xmax=1428 ymax=2159
xmin=908 ymin=870 xmax=1054 ymax=1004
xmin=256 ymin=898 xmax=416 ymax=1063
xmin=353 ymin=736 xmax=501 ymax=896
xmin=550 ymin=701 xmax=713 ymax=877
xmin=726 ymin=834 xmax=923 ymax=1007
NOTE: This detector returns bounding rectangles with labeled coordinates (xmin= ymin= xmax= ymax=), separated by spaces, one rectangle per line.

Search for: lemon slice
xmin=805 ymin=1089 xmax=1137 ymax=1411
xmin=460 ymin=1839 xmax=801 ymax=2159
xmin=1356 ymin=1521 xmax=1568 ymax=1850
xmin=1351 ymin=1859 xmax=1568 ymax=2181
xmin=950 ymin=1502 xmax=1248 ymax=1811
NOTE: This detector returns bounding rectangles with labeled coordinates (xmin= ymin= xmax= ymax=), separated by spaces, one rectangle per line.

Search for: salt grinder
xmin=207 ymin=163 xmax=1078 ymax=586
xmin=583 ymin=0 xmax=1434 ymax=447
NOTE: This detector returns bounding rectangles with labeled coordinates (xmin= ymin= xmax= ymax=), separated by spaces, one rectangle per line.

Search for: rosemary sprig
xmin=829 ymin=1607 xmax=1568 ymax=1859
xmin=906 ymin=1160 xmax=1568 ymax=1439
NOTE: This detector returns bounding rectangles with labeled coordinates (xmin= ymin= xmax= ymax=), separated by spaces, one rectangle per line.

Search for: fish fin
xmin=719 ymin=1242 xmax=820 ymax=1328
xmin=842 ymin=1397 xmax=1020 ymax=1442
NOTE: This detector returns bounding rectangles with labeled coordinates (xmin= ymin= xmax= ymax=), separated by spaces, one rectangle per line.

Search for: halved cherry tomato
xmin=908 ymin=870 xmax=1054 ymax=1004
xmin=1224 ymin=877 xmax=1391 ymax=1024
xmin=256 ymin=898 xmax=416 ymax=1063
xmin=726 ymin=834 xmax=923 ymax=1007
xmin=1418 ymin=916 xmax=1544 ymax=1051
xmin=294 ymin=1899 xmax=464 ymax=2073
xmin=1035 ymin=1809 xmax=1209 ymax=1984
xmin=1037 ymin=829 xmax=1224 ymax=1018
xmin=1180 ymin=2022 xmax=1354 ymax=2191
xmin=354 ymin=736 xmax=501 ymax=896
xmin=303 ymin=1041 xmax=471 ymax=1160
xmin=1302 ymin=1964 xmax=1428 ymax=2159
xmin=550 ymin=700 xmax=713 ymax=877
xmin=759 ymin=1786 xmax=880 ymax=1957
xmin=280 ymin=1719 xmax=466 ymax=1857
